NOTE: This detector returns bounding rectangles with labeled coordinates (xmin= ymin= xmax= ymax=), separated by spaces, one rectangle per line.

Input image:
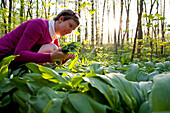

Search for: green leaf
xmin=43 ymin=99 xmax=63 ymax=113
xmin=25 ymin=62 xmax=42 ymax=74
xmin=137 ymin=71 xmax=149 ymax=82
xmin=0 ymin=95 xmax=11 ymax=107
xmin=139 ymin=101 xmax=152 ymax=113
xmin=0 ymin=55 xmax=17 ymax=81
xmin=22 ymin=73 xmax=56 ymax=93
xmin=125 ymin=64 xmax=139 ymax=81
xmin=90 ymin=62 xmax=102 ymax=71
xmin=38 ymin=65 xmax=67 ymax=83
xmin=68 ymin=93 xmax=107 ymax=113
xmin=69 ymin=56 xmax=78 ymax=70
xmin=83 ymin=75 xmax=119 ymax=111
xmin=104 ymin=73 xmax=144 ymax=112
xmin=62 ymin=42 xmax=82 ymax=54
xmin=0 ymin=78 xmax=15 ymax=94
xmin=151 ymin=73 xmax=170 ymax=112
xmin=13 ymin=90 xmax=31 ymax=111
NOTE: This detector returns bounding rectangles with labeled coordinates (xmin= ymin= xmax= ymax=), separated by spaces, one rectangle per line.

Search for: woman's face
xmin=55 ymin=17 xmax=78 ymax=36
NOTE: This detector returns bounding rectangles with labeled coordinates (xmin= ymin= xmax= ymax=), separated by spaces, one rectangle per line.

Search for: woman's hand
xmin=67 ymin=53 xmax=76 ymax=59
xmin=50 ymin=48 xmax=68 ymax=61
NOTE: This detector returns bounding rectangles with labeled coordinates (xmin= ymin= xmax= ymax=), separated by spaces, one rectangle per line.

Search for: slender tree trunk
xmin=144 ymin=0 xmax=157 ymax=61
xmin=2 ymin=0 xmax=7 ymax=34
xmin=77 ymin=0 xmax=81 ymax=42
xmin=8 ymin=0 xmax=12 ymax=32
xmin=125 ymin=0 xmax=131 ymax=42
xmin=120 ymin=31 xmax=127 ymax=61
xmin=91 ymin=0 xmax=94 ymax=47
xmin=117 ymin=0 xmax=123 ymax=46
xmin=101 ymin=0 xmax=106 ymax=45
xmin=20 ymin=0 xmax=24 ymax=24
xmin=96 ymin=0 xmax=99 ymax=46
xmin=12 ymin=0 xmax=16 ymax=29
xmin=42 ymin=0 xmax=47 ymax=19
xmin=113 ymin=0 xmax=117 ymax=54
xmin=36 ymin=0 xmax=39 ymax=18
xmin=161 ymin=0 xmax=165 ymax=55
xmin=107 ymin=0 xmax=110 ymax=44
xmin=48 ymin=0 xmax=51 ymax=18
xmin=155 ymin=0 xmax=159 ymax=58
xmin=131 ymin=0 xmax=143 ymax=62
xmin=95 ymin=0 xmax=99 ymax=56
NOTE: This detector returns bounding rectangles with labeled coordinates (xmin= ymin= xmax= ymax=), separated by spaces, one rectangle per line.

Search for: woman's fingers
xmin=68 ymin=53 xmax=76 ymax=59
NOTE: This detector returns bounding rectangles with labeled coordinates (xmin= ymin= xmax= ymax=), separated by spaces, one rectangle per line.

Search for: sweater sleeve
xmin=14 ymin=21 xmax=52 ymax=63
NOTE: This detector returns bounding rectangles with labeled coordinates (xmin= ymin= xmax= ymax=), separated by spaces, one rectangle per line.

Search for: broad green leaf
xmin=11 ymin=77 xmax=29 ymax=92
xmin=0 ymin=78 xmax=15 ymax=93
xmin=71 ymin=76 xmax=83 ymax=86
xmin=68 ymin=93 xmax=107 ymax=113
xmin=0 ymin=95 xmax=11 ymax=107
xmin=144 ymin=61 xmax=155 ymax=69
xmin=139 ymin=81 xmax=153 ymax=100
xmin=164 ymin=61 xmax=170 ymax=71
xmin=151 ymin=73 xmax=170 ymax=112
xmin=22 ymin=73 xmax=56 ymax=93
xmin=105 ymin=73 xmax=144 ymax=112
xmin=125 ymin=64 xmax=139 ymax=81
xmin=25 ymin=62 xmax=42 ymax=74
xmin=148 ymin=71 xmax=159 ymax=81
xmin=27 ymin=87 xmax=65 ymax=113
xmin=0 ymin=55 xmax=17 ymax=81
xmin=139 ymin=101 xmax=152 ymax=113
xmin=43 ymin=99 xmax=63 ymax=113
xmin=90 ymin=62 xmax=102 ymax=71
xmin=83 ymin=75 xmax=119 ymax=111
xmin=13 ymin=90 xmax=31 ymax=112
xmin=38 ymin=65 xmax=67 ymax=83
xmin=137 ymin=71 xmax=149 ymax=82
xmin=69 ymin=56 xmax=78 ymax=70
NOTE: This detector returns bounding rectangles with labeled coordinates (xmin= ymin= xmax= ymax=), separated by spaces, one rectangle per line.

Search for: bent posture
xmin=0 ymin=9 xmax=80 ymax=64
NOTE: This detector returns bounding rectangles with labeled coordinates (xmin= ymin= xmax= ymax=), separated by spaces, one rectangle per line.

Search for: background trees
xmin=0 ymin=0 xmax=169 ymax=62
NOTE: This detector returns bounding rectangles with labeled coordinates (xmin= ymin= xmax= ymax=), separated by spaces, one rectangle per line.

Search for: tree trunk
xmin=2 ymin=0 xmax=7 ymax=34
xmin=20 ymin=0 xmax=24 ymax=24
xmin=8 ymin=0 xmax=12 ymax=32
xmin=125 ymin=0 xmax=131 ymax=42
xmin=91 ymin=0 xmax=94 ymax=47
xmin=95 ymin=0 xmax=99 ymax=46
xmin=131 ymin=0 xmax=143 ymax=62
xmin=113 ymin=0 xmax=117 ymax=54
xmin=117 ymin=0 xmax=123 ymax=46
xmin=107 ymin=0 xmax=110 ymax=44
xmin=77 ymin=0 xmax=81 ymax=42
xmin=42 ymin=0 xmax=47 ymax=19
xmin=101 ymin=0 xmax=106 ymax=45
xmin=48 ymin=0 xmax=51 ymax=18
xmin=161 ymin=0 xmax=165 ymax=55
xmin=36 ymin=0 xmax=39 ymax=18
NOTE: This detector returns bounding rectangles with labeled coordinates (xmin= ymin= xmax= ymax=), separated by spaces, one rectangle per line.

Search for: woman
xmin=0 ymin=9 xmax=80 ymax=65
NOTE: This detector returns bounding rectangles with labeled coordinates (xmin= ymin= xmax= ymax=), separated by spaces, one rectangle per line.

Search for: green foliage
xmin=62 ymin=42 xmax=82 ymax=54
xmin=0 ymin=55 xmax=170 ymax=113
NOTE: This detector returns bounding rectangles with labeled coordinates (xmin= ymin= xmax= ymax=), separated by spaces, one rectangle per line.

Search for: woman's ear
xmin=58 ymin=16 xmax=64 ymax=23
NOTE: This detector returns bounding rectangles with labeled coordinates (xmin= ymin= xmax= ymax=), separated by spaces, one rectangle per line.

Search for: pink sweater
xmin=0 ymin=19 xmax=59 ymax=63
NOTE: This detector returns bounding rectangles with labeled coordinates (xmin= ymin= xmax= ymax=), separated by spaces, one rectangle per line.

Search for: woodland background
xmin=0 ymin=0 xmax=169 ymax=62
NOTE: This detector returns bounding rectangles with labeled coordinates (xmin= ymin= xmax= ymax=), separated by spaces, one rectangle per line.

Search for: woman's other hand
xmin=50 ymin=48 xmax=68 ymax=61
xmin=67 ymin=53 xmax=76 ymax=59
